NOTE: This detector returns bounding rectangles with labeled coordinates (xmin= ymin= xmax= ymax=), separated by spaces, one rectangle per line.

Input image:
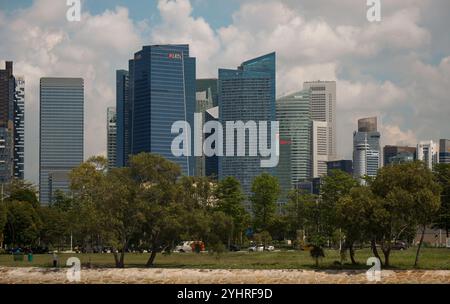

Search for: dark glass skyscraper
xmin=218 ymin=53 xmax=276 ymax=204
xmin=115 ymin=70 xmax=130 ymax=167
xmin=39 ymin=78 xmax=84 ymax=204
xmin=129 ymin=45 xmax=196 ymax=175
xmin=0 ymin=62 xmax=14 ymax=183
xmin=0 ymin=61 xmax=24 ymax=182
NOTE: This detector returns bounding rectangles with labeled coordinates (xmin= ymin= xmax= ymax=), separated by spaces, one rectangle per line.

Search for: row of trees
xmin=0 ymin=153 xmax=449 ymax=269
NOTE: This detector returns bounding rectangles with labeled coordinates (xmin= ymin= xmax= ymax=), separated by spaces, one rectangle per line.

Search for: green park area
xmin=0 ymin=248 xmax=448 ymax=270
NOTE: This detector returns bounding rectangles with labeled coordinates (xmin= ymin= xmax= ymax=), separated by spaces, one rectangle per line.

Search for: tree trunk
xmin=382 ymin=247 xmax=390 ymax=268
xmin=349 ymin=242 xmax=357 ymax=265
xmin=146 ymin=249 xmax=158 ymax=267
xmin=370 ymin=239 xmax=383 ymax=266
xmin=414 ymin=224 xmax=426 ymax=267
xmin=113 ymin=251 xmax=120 ymax=268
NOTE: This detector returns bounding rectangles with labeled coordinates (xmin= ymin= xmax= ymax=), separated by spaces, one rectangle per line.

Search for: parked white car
xmin=248 ymin=245 xmax=264 ymax=252
xmin=174 ymin=241 xmax=193 ymax=253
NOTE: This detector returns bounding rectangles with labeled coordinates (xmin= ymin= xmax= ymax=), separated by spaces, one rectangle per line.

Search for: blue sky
xmin=0 ymin=0 xmax=240 ymax=29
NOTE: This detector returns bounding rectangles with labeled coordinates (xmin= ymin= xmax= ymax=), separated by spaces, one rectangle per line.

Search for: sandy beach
xmin=0 ymin=267 xmax=449 ymax=284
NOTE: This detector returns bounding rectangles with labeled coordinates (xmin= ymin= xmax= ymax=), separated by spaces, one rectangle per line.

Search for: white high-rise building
xmin=312 ymin=120 xmax=329 ymax=178
xmin=353 ymin=117 xmax=381 ymax=184
xmin=303 ymin=81 xmax=336 ymax=161
xmin=417 ymin=140 xmax=439 ymax=169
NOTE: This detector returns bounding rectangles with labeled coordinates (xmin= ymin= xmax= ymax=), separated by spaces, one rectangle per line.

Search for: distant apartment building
xmin=383 ymin=145 xmax=416 ymax=166
xmin=107 ymin=107 xmax=117 ymax=169
xmin=353 ymin=117 xmax=381 ymax=184
xmin=417 ymin=140 xmax=439 ymax=169
xmin=39 ymin=78 xmax=84 ymax=204
xmin=439 ymin=139 xmax=450 ymax=164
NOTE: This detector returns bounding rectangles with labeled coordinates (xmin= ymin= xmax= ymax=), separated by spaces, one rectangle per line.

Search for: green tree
xmin=6 ymin=179 xmax=39 ymax=209
xmin=336 ymin=186 xmax=377 ymax=264
xmin=215 ymin=177 xmax=250 ymax=246
xmin=370 ymin=161 xmax=441 ymax=267
xmin=4 ymin=201 xmax=42 ymax=247
xmin=284 ymin=190 xmax=317 ymax=241
xmin=250 ymin=173 xmax=280 ymax=232
xmin=433 ymin=164 xmax=450 ymax=237
xmin=127 ymin=153 xmax=183 ymax=267
xmin=320 ymin=170 xmax=358 ymax=240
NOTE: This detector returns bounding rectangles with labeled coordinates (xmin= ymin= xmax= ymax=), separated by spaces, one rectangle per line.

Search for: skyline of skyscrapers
xmin=218 ymin=52 xmax=276 ymax=206
xmin=39 ymin=77 xmax=84 ymax=204
xmin=3 ymin=43 xmax=450 ymax=205
xmin=129 ymin=44 xmax=196 ymax=176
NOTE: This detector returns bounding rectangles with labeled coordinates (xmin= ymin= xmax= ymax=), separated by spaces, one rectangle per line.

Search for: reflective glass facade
xmin=276 ymin=89 xmax=312 ymax=194
xmin=130 ymin=45 xmax=196 ymax=175
xmin=116 ymin=70 xmax=130 ymax=167
xmin=218 ymin=53 xmax=276 ymax=203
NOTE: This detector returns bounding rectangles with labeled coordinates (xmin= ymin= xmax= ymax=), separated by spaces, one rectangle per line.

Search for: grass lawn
xmin=0 ymin=248 xmax=448 ymax=270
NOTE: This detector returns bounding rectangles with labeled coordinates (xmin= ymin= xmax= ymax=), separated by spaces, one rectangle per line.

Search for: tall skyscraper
xmin=40 ymin=78 xmax=84 ymax=204
xmin=277 ymin=89 xmax=312 ymax=188
xmin=218 ymin=52 xmax=276 ymax=204
xmin=13 ymin=77 xmax=25 ymax=179
xmin=107 ymin=107 xmax=117 ymax=169
xmin=115 ymin=70 xmax=130 ymax=168
xmin=0 ymin=62 xmax=15 ymax=183
xmin=303 ymin=81 xmax=336 ymax=161
xmin=129 ymin=45 xmax=196 ymax=175
xmin=383 ymin=145 xmax=416 ymax=166
xmin=417 ymin=140 xmax=439 ymax=169
xmin=353 ymin=117 xmax=381 ymax=184
xmin=439 ymin=139 xmax=450 ymax=164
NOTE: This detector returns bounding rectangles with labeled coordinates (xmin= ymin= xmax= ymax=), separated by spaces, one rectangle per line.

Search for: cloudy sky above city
xmin=0 ymin=0 xmax=449 ymax=185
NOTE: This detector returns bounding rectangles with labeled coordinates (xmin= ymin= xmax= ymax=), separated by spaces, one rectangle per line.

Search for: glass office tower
xmin=129 ymin=45 xmax=196 ymax=175
xmin=218 ymin=52 xmax=276 ymax=205
xmin=116 ymin=70 xmax=130 ymax=168
xmin=276 ymin=89 xmax=312 ymax=194
xmin=39 ymin=78 xmax=84 ymax=204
